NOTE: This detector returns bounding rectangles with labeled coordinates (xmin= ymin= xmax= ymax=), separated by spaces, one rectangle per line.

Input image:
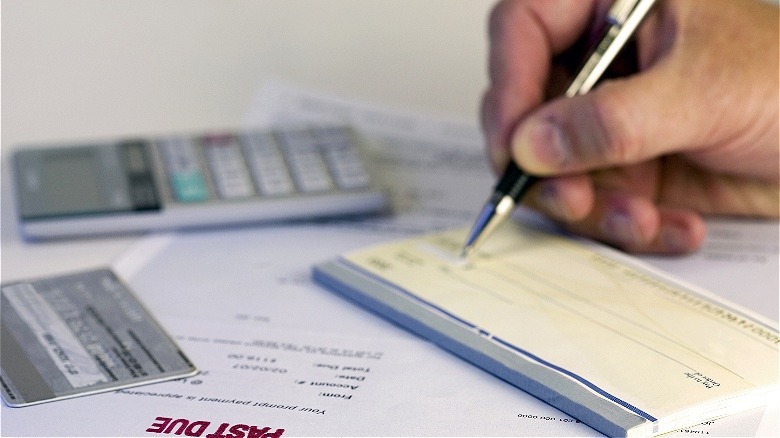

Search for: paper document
xmin=1 ymin=225 xmax=601 ymax=436
xmin=643 ymin=218 xmax=779 ymax=321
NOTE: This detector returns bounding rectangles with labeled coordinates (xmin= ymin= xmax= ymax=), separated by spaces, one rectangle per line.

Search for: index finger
xmin=482 ymin=0 xmax=597 ymax=169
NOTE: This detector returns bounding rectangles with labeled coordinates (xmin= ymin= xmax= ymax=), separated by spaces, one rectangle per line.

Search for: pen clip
xmin=565 ymin=0 xmax=657 ymax=97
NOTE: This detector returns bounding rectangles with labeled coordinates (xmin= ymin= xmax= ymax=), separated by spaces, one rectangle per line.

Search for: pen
xmin=460 ymin=0 xmax=657 ymax=258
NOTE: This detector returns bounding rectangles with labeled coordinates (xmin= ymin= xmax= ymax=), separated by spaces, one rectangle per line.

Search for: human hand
xmin=481 ymin=0 xmax=779 ymax=254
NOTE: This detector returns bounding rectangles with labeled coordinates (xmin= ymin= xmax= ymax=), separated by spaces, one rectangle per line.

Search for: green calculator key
xmin=171 ymin=171 xmax=209 ymax=202
xmin=158 ymin=136 xmax=212 ymax=203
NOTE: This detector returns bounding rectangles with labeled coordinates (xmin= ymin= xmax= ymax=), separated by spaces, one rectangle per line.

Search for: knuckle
xmin=487 ymin=1 xmax=510 ymax=37
xmin=487 ymin=0 xmax=526 ymax=42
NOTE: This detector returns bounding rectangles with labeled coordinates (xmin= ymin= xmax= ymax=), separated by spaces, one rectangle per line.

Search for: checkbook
xmin=313 ymin=223 xmax=779 ymax=437
xmin=0 ymin=268 xmax=198 ymax=407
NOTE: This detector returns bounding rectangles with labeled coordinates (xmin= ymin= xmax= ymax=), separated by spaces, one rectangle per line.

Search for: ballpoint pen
xmin=460 ymin=0 xmax=657 ymax=258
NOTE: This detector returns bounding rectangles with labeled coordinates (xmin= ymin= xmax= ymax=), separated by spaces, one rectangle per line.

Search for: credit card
xmin=1 ymin=268 xmax=198 ymax=407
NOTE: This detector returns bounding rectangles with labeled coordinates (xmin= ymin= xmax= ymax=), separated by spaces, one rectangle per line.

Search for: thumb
xmin=509 ymin=64 xmax=703 ymax=176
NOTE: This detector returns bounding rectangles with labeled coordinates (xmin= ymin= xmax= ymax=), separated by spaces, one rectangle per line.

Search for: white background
xmin=1 ymin=0 xmax=495 ymax=280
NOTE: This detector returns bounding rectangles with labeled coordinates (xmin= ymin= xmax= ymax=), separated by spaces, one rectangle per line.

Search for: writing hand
xmin=482 ymin=0 xmax=779 ymax=253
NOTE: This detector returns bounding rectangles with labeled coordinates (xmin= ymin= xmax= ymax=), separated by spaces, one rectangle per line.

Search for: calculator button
xmin=158 ymin=137 xmax=210 ymax=202
xmin=120 ymin=141 xmax=162 ymax=210
xmin=327 ymin=150 xmax=371 ymax=189
xmin=171 ymin=173 xmax=210 ymax=202
xmin=203 ymin=135 xmax=255 ymax=199
xmin=276 ymin=130 xmax=334 ymax=193
xmin=240 ymin=133 xmax=296 ymax=196
xmin=313 ymin=128 xmax=371 ymax=190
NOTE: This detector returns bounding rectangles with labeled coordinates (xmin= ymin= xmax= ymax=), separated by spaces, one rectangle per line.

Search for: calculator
xmin=12 ymin=126 xmax=387 ymax=240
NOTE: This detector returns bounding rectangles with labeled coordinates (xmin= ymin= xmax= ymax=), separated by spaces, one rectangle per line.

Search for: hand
xmin=481 ymin=0 xmax=779 ymax=254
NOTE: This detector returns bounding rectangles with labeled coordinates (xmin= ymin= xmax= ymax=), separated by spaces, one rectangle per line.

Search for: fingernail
xmin=513 ymin=118 xmax=569 ymax=171
xmin=600 ymin=211 xmax=641 ymax=247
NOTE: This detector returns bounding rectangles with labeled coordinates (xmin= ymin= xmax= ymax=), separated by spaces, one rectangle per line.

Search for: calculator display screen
xmin=14 ymin=142 xmax=161 ymax=220
xmin=41 ymin=151 xmax=106 ymax=213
